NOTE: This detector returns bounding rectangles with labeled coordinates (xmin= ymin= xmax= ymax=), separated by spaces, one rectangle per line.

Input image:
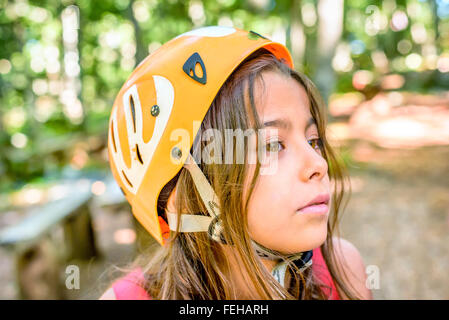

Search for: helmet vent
xmin=110 ymin=122 xmax=117 ymax=153
xmin=129 ymin=95 xmax=136 ymax=133
xmin=248 ymin=30 xmax=269 ymax=40
xmin=135 ymin=144 xmax=144 ymax=164
xmin=121 ymin=170 xmax=133 ymax=188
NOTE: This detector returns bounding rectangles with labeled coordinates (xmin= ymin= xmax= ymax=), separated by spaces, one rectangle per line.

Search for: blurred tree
xmin=314 ymin=0 xmax=344 ymax=115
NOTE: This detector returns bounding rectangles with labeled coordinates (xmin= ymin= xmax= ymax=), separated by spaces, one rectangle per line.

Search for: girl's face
xmin=245 ymin=71 xmax=331 ymax=254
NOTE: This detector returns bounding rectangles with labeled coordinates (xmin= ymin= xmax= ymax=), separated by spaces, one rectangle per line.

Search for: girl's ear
xmin=166 ymin=185 xmax=178 ymax=213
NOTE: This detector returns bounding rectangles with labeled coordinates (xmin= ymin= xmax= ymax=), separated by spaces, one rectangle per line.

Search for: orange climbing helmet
xmin=107 ymin=26 xmax=294 ymax=246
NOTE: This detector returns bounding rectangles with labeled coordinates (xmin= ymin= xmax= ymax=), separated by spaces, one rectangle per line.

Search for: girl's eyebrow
xmin=262 ymin=117 xmax=316 ymax=131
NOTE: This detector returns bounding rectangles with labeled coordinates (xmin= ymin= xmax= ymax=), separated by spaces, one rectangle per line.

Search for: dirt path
xmin=339 ymin=143 xmax=449 ymax=299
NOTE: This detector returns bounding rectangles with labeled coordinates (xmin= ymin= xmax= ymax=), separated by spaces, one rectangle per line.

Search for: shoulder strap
xmin=111 ymin=268 xmax=151 ymax=300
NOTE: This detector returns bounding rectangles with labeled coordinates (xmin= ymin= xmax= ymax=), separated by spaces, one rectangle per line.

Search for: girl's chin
xmin=291 ymin=227 xmax=328 ymax=252
xmin=250 ymin=220 xmax=328 ymax=253
xmin=263 ymin=232 xmax=328 ymax=254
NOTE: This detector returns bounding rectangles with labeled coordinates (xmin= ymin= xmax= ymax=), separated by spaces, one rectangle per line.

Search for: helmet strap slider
xmin=171 ymin=147 xmax=182 ymax=160
xmin=150 ymin=104 xmax=160 ymax=117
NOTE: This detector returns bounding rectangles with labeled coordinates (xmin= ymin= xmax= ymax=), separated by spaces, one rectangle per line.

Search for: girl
xmin=101 ymin=26 xmax=372 ymax=300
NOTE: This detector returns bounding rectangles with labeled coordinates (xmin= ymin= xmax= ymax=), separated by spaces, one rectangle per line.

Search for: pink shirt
xmin=111 ymin=246 xmax=340 ymax=300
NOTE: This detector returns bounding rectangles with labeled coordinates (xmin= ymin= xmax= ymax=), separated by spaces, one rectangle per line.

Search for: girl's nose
xmin=298 ymin=141 xmax=328 ymax=182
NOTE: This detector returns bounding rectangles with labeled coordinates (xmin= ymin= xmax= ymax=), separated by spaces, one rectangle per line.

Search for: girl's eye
xmin=308 ymin=138 xmax=323 ymax=152
xmin=266 ymin=140 xmax=284 ymax=153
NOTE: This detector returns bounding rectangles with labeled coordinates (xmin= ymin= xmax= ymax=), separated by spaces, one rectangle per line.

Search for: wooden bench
xmin=0 ymin=174 xmax=156 ymax=299
xmin=0 ymin=178 xmax=99 ymax=299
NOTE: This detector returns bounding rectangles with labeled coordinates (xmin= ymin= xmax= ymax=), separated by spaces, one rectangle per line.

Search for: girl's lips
xmin=296 ymin=203 xmax=329 ymax=215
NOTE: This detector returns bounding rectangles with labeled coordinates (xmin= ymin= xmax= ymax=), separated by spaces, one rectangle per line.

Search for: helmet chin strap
xmin=165 ymin=153 xmax=313 ymax=288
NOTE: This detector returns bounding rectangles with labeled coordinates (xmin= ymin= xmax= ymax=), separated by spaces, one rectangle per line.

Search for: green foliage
xmin=0 ymin=0 xmax=447 ymax=193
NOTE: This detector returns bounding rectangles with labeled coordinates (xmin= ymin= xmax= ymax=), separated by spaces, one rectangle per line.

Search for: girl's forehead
xmin=255 ymin=71 xmax=312 ymax=123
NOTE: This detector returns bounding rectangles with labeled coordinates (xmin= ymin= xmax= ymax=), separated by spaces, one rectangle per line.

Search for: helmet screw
xmin=150 ymin=104 xmax=160 ymax=117
xmin=171 ymin=147 xmax=182 ymax=159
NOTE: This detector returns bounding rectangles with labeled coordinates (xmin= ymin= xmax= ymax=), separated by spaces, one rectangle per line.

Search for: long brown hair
xmin=123 ymin=49 xmax=359 ymax=300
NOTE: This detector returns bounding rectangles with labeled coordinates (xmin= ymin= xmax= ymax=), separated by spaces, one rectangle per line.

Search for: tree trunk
xmin=127 ymin=0 xmax=147 ymax=67
xmin=315 ymin=0 xmax=344 ymax=118
xmin=289 ymin=0 xmax=306 ymax=71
